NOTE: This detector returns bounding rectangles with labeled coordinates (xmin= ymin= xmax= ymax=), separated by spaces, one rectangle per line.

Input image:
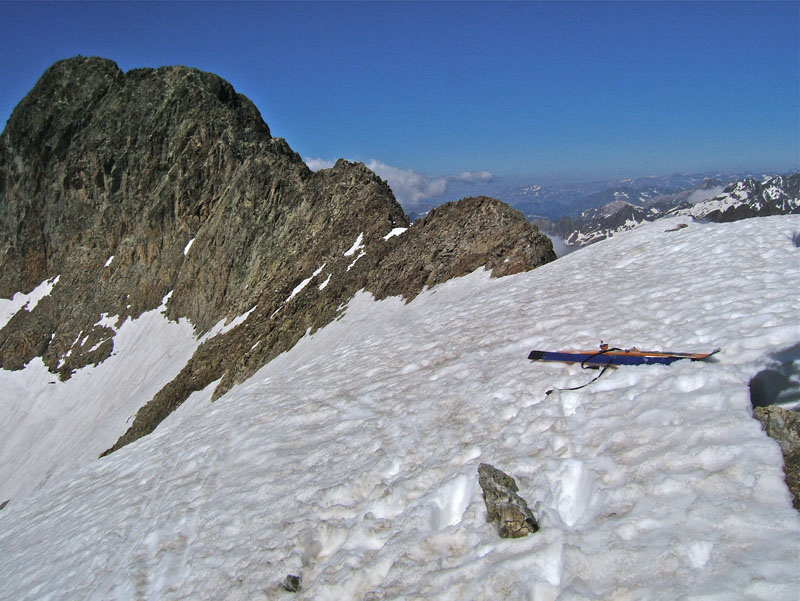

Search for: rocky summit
xmin=0 ymin=56 xmax=555 ymax=454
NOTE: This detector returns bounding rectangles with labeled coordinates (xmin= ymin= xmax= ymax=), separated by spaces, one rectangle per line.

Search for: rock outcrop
xmin=0 ymin=56 xmax=555 ymax=455
xmin=752 ymin=406 xmax=800 ymax=510
xmin=368 ymin=196 xmax=554 ymax=300
xmin=281 ymin=574 xmax=302 ymax=593
xmin=477 ymin=463 xmax=539 ymax=538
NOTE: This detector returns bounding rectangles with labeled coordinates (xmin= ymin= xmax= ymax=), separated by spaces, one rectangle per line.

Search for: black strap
xmin=545 ymin=347 xmax=621 ymax=395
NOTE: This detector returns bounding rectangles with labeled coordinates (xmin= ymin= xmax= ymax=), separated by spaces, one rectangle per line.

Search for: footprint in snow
xmin=549 ymin=459 xmax=603 ymax=528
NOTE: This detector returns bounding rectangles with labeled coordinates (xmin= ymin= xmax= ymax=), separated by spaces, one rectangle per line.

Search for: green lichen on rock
xmin=478 ymin=463 xmax=539 ymax=538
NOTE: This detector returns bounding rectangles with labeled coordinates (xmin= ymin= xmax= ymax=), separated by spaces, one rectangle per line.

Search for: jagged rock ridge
xmin=0 ymin=56 xmax=555 ymax=455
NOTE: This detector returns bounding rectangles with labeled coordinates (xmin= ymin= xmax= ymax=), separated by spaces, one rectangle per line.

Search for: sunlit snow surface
xmin=0 ymin=294 xmax=200 ymax=500
xmin=1 ymin=216 xmax=799 ymax=600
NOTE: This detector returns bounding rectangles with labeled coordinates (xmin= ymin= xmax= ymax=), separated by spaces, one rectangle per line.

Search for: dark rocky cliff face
xmin=0 ymin=56 xmax=555 ymax=454
xmin=369 ymin=196 xmax=555 ymax=300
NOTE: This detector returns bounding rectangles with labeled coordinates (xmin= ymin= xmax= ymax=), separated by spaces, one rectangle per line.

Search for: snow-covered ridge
xmin=0 ymin=215 xmax=798 ymax=600
xmin=550 ymin=173 xmax=799 ymax=249
xmin=675 ymin=174 xmax=799 ymax=220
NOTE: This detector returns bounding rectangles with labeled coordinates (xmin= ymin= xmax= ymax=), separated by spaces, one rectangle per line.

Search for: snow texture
xmin=1 ymin=216 xmax=799 ymax=600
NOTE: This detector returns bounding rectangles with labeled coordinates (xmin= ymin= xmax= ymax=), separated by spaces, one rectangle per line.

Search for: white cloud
xmin=366 ymin=161 xmax=495 ymax=210
xmin=366 ymin=160 xmax=448 ymax=209
xmin=304 ymin=157 xmax=494 ymax=211
xmin=687 ymin=185 xmax=726 ymax=205
xmin=454 ymin=170 xmax=493 ymax=183
xmin=304 ymin=157 xmax=335 ymax=171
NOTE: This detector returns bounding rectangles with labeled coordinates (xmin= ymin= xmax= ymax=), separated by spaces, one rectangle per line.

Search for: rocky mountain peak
xmin=3 ymin=57 xmax=120 ymax=158
xmin=401 ymin=195 xmax=554 ymax=280
xmin=0 ymin=57 xmax=554 ymax=455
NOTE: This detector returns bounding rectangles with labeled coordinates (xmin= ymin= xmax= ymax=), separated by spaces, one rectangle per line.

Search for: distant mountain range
xmin=502 ymin=172 xmax=748 ymax=221
xmin=525 ymin=173 xmax=799 ymax=249
xmin=675 ymin=174 xmax=800 ymax=222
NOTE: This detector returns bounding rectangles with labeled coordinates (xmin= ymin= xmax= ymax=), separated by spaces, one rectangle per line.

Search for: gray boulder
xmin=477 ymin=463 xmax=539 ymax=538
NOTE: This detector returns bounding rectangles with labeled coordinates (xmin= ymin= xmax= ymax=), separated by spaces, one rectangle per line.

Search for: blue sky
xmin=1 ymin=1 xmax=798 ymax=207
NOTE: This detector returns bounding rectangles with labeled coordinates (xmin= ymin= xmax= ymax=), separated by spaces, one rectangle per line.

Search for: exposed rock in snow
xmin=367 ymin=196 xmax=555 ymax=300
xmin=752 ymin=405 xmax=800 ymax=509
xmin=478 ymin=463 xmax=539 ymax=538
xmin=282 ymin=574 xmax=302 ymax=593
xmin=752 ymin=406 xmax=800 ymax=457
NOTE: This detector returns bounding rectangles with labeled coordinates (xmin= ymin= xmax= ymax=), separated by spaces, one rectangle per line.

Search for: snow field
xmin=0 ymin=294 xmax=200 ymax=500
xmin=0 ymin=216 xmax=798 ymax=600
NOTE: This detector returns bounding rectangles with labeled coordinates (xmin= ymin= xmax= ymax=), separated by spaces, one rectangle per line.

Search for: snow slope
xmin=0 ymin=294 xmax=200 ymax=500
xmin=1 ymin=215 xmax=799 ymax=600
